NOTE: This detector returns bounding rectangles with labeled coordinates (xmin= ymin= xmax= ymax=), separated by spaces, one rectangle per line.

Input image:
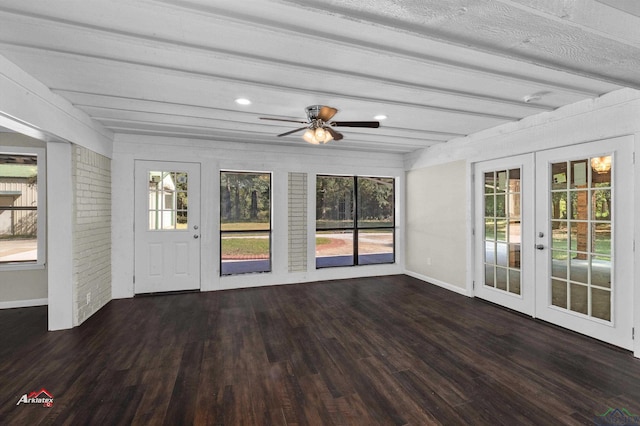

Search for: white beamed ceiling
xmin=1 ymin=0 xmax=639 ymax=153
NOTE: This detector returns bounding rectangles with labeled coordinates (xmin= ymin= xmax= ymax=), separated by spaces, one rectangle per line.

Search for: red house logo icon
xmin=16 ymin=388 xmax=54 ymax=407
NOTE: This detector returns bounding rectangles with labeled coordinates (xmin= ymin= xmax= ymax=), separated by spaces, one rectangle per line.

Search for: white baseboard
xmin=404 ymin=270 xmax=471 ymax=296
xmin=0 ymin=298 xmax=48 ymax=309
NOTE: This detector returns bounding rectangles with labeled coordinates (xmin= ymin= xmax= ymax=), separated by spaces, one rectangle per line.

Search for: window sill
xmin=0 ymin=262 xmax=46 ymax=272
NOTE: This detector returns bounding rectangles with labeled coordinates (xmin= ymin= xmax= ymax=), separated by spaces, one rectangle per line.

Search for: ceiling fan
xmin=260 ymin=105 xmax=380 ymax=144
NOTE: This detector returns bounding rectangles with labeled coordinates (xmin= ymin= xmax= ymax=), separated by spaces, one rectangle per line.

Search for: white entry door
xmin=534 ymin=137 xmax=634 ymax=350
xmin=135 ymin=161 xmax=201 ymax=294
xmin=474 ymin=154 xmax=535 ymax=315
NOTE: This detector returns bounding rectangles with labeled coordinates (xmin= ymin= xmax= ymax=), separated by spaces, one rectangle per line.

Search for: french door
xmin=134 ymin=161 xmax=201 ymax=294
xmin=475 ymin=137 xmax=634 ymax=350
xmin=474 ymin=154 xmax=534 ymax=315
xmin=534 ymin=138 xmax=633 ymax=349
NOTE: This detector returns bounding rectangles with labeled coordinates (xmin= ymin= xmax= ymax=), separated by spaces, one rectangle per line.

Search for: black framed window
xmin=316 ymin=175 xmax=395 ymax=268
xmin=220 ymin=171 xmax=271 ymax=275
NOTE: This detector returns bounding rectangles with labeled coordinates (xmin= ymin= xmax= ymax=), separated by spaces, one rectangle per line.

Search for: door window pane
xmin=495 ymin=194 xmax=506 ymax=218
xmin=591 ymin=156 xmax=611 ymax=186
xmin=569 ymin=257 xmax=589 ymax=284
xmin=496 ymin=242 xmax=508 ymax=267
xmin=591 ymin=257 xmax=611 ymax=288
xmin=591 ymin=288 xmax=611 ymax=321
xmin=551 ymin=162 xmax=568 ymax=190
xmin=148 ymin=171 xmax=188 ymax=230
xmin=570 ymin=283 xmax=588 ymax=315
xmin=551 ymin=221 xmax=568 ymax=250
xmin=496 ymin=267 xmax=508 ymax=291
xmin=509 ymin=270 xmax=521 ymax=295
xmin=592 ymin=189 xmax=611 ymax=221
xmin=552 ymin=279 xmax=567 ymax=309
xmin=551 ymin=191 xmax=567 ymax=219
xmin=570 ymin=160 xmax=588 ymax=188
xmin=484 ymin=172 xmax=495 ymax=194
xmin=485 ymin=264 xmax=495 ymax=287
xmin=551 ymin=251 xmax=568 ymax=279
xmin=592 ymin=223 xmax=611 ymax=256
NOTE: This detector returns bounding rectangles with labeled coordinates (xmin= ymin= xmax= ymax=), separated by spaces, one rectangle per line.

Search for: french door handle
xmin=536 ymin=244 xmax=544 ymax=250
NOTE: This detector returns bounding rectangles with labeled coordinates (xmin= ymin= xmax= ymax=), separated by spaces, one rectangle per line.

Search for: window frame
xmin=0 ymin=146 xmax=46 ymax=271
xmin=219 ymin=170 xmax=272 ymax=276
xmin=316 ymin=174 xmax=395 ymax=268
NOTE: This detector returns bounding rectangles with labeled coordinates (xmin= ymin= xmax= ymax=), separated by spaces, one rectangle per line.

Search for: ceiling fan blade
xmin=318 ymin=106 xmax=338 ymax=122
xmin=331 ymin=121 xmax=380 ymax=128
xmin=277 ymin=127 xmax=308 ymax=137
xmin=260 ymin=117 xmax=308 ymax=124
xmin=325 ymin=126 xmax=343 ymax=141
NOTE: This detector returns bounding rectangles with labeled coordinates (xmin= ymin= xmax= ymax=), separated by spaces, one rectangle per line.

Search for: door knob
xmin=194 ymin=234 xmax=199 ymax=239
xmin=536 ymin=244 xmax=544 ymax=250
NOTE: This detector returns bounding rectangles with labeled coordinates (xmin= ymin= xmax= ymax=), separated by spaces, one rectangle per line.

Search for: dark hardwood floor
xmin=1 ymin=275 xmax=640 ymax=425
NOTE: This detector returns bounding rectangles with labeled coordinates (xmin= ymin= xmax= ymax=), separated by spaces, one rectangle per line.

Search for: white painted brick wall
xmin=72 ymin=145 xmax=112 ymax=325
xmin=288 ymin=172 xmax=307 ymax=272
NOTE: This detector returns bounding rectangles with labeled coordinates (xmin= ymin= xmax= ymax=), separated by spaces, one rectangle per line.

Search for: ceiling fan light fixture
xmin=322 ymin=129 xmax=334 ymax=144
xmin=261 ymin=105 xmax=378 ymax=144
xmin=303 ymin=129 xmax=319 ymax=144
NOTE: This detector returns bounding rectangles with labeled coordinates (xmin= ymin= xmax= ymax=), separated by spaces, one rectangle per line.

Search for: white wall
xmin=405 ymin=160 xmax=468 ymax=294
xmin=112 ymin=135 xmax=405 ymax=298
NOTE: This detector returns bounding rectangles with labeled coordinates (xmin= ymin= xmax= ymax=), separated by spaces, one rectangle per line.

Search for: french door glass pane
xmin=548 ymin=157 xmax=612 ymax=321
xmin=591 ymin=288 xmax=611 ymax=321
xmin=552 ymin=279 xmax=568 ymax=308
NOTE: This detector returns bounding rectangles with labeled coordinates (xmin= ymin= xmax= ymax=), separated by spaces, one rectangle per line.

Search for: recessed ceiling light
xmin=235 ymin=98 xmax=252 ymax=105
xmin=374 ymin=114 xmax=387 ymax=120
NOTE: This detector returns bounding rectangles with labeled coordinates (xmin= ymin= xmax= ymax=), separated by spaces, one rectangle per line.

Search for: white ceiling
xmin=0 ymin=0 xmax=639 ymax=154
